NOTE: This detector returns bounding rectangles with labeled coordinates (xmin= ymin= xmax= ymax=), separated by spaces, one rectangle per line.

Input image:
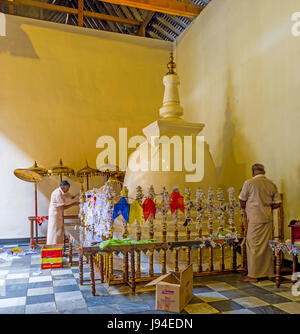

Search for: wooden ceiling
xmin=0 ymin=0 xmax=211 ymax=41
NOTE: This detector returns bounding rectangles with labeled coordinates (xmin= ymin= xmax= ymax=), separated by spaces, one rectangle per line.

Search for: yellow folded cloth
xmin=129 ymin=200 xmax=143 ymax=227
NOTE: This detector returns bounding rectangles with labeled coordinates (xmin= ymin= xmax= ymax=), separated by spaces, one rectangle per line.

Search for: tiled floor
xmin=0 ymin=242 xmax=299 ymax=314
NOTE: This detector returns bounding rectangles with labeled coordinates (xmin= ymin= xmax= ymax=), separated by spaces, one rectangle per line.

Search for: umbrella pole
xmin=86 ymin=175 xmax=89 ymax=191
xmin=34 ymin=182 xmax=38 ymax=242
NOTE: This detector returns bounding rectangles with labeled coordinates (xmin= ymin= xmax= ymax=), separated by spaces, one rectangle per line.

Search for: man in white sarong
xmin=46 ymin=180 xmax=79 ymax=245
xmin=239 ymin=164 xmax=281 ymax=282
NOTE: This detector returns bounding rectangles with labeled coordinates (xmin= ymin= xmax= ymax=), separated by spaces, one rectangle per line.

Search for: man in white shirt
xmin=46 ymin=181 xmax=79 ymax=245
xmin=239 ymin=164 xmax=281 ymax=282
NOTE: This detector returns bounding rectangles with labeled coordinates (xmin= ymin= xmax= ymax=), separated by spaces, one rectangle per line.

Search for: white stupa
xmin=124 ymin=53 xmax=217 ymax=197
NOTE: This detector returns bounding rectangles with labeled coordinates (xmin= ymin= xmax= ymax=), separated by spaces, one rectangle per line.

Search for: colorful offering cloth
xmin=169 ymin=191 xmax=184 ymax=214
xmin=142 ymin=198 xmax=156 ymax=221
xmin=113 ymin=197 xmax=130 ymax=222
xmin=37 ymin=216 xmax=48 ymax=226
xmin=129 ymin=200 xmax=143 ymax=226
xmin=99 ymin=238 xmax=156 ymax=250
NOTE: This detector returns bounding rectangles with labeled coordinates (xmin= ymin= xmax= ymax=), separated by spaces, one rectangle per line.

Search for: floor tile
xmin=30 ymin=270 xmax=51 ymax=277
xmin=56 ymin=298 xmax=87 ymax=311
xmin=85 ymin=296 xmax=113 ymax=307
xmin=195 ymin=291 xmax=229 ymax=303
xmin=255 ymin=292 xmax=290 ymax=304
xmin=275 ymin=291 xmax=300 ymax=302
xmin=55 ymin=290 xmax=84 ymax=301
xmin=263 ymin=283 xmax=292 ymax=293
xmin=0 ymin=305 xmax=25 ymax=314
xmin=218 ymin=289 xmax=249 ymax=299
xmin=184 ymin=303 xmax=219 ymax=314
xmin=273 ymin=302 xmax=300 ymax=314
xmin=27 ymin=287 xmax=54 ymax=296
xmin=53 ymin=278 xmax=77 ymax=287
xmin=0 ymin=296 xmax=26 ymax=308
xmin=25 ymin=302 xmax=57 ymax=314
xmin=5 ymin=278 xmax=29 ymax=285
xmin=206 ymin=282 xmax=236 ymax=291
xmin=0 ymin=284 xmax=28 ymax=298
xmin=51 ymin=269 xmax=73 ymax=276
xmin=0 ymin=270 xmax=9 ymax=278
xmin=81 ymin=287 xmax=109 ymax=298
xmin=88 ymin=304 xmax=121 ymax=314
xmin=208 ymin=300 xmax=244 ymax=312
xmin=26 ymin=294 xmax=55 ymax=305
xmin=251 ymin=280 xmax=275 ymax=287
xmin=193 ymin=286 xmax=215 ymax=294
xmin=54 ymin=285 xmax=79 ymax=293
xmin=233 ymin=296 xmax=269 ymax=308
xmin=240 ymin=286 xmax=272 ymax=298
xmin=249 ymin=305 xmax=288 ymax=314
xmin=118 ymin=302 xmax=152 ymax=313
xmin=52 ymin=274 xmax=75 ymax=280
xmin=29 ymin=276 xmax=52 ymax=283
xmin=189 ymin=295 xmax=203 ymax=304
xmin=59 ymin=308 xmax=89 ymax=314
xmin=28 ymin=281 xmax=53 ymax=289
xmin=30 ymin=259 xmax=42 ymax=265
xmin=222 ymin=309 xmax=255 ymax=314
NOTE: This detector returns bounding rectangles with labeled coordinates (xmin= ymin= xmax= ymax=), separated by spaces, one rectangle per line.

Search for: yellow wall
xmin=175 ymin=0 xmax=300 ymax=239
xmin=0 ymin=14 xmax=171 ymax=238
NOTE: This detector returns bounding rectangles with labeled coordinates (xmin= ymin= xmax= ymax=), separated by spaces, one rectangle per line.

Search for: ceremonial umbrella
xmin=14 ymin=161 xmax=48 ymax=218
xmin=76 ymin=160 xmax=106 ymax=190
xmin=48 ymin=158 xmax=75 ymax=182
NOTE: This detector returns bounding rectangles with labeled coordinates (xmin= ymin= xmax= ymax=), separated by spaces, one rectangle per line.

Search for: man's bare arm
xmin=63 ymin=202 xmax=79 ymax=210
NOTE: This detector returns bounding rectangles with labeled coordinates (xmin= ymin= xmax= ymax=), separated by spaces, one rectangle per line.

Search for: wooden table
xmin=64 ymin=225 xmax=240 ymax=296
xmin=269 ymin=240 xmax=300 ymax=288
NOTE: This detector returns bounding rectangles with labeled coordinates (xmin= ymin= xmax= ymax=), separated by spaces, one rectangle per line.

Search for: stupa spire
xmin=159 ymin=53 xmax=183 ymax=119
xmin=166 ymin=52 xmax=176 ymax=75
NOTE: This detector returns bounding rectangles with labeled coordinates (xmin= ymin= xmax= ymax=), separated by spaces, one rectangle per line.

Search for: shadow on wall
xmin=0 ymin=15 xmax=39 ymax=58
xmin=216 ymin=69 xmax=253 ymax=193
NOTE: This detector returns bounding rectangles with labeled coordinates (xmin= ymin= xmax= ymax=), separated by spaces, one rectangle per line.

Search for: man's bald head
xmin=252 ymin=163 xmax=265 ymax=176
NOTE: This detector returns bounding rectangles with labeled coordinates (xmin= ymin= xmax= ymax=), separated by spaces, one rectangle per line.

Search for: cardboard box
xmin=41 ymin=244 xmax=63 ymax=269
xmin=145 ymin=264 xmax=193 ymax=313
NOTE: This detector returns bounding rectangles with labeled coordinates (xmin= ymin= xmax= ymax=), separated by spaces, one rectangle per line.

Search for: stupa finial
xmin=167 ymin=52 xmax=176 ymax=75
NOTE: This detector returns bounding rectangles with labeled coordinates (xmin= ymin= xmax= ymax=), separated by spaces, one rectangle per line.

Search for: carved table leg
xmin=79 ymin=252 xmax=83 ymax=285
xmin=68 ymin=239 xmax=73 ymax=266
xmin=162 ymin=250 xmax=167 ymax=274
xmin=186 ymin=247 xmax=191 ymax=266
xmin=100 ymin=254 xmax=104 ymax=283
xmin=124 ymin=252 xmax=129 ymax=283
xmin=130 ymin=250 xmax=136 ymax=294
xmin=220 ymin=245 xmax=225 ymax=272
xmin=136 ymin=251 xmax=141 ymax=279
xmin=197 ymin=247 xmax=202 ymax=273
xmin=242 ymin=242 xmax=247 ymax=271
xmin=232 ymin=244 xmax=237 ymax=273
xmin=275 ymin=250 xmax=281 ymax=288
xmin=149 ymin=252 xmax=154 ymax=277
xmin=209 ymin=247 xmax=214 ymax=272
xmin=89 ymin=254 xmax=96 ymax=296
xmin=174 ymin=249 xmax=179 ymax=272
xmin=292 ymin=254 xmax=298 ymax=284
